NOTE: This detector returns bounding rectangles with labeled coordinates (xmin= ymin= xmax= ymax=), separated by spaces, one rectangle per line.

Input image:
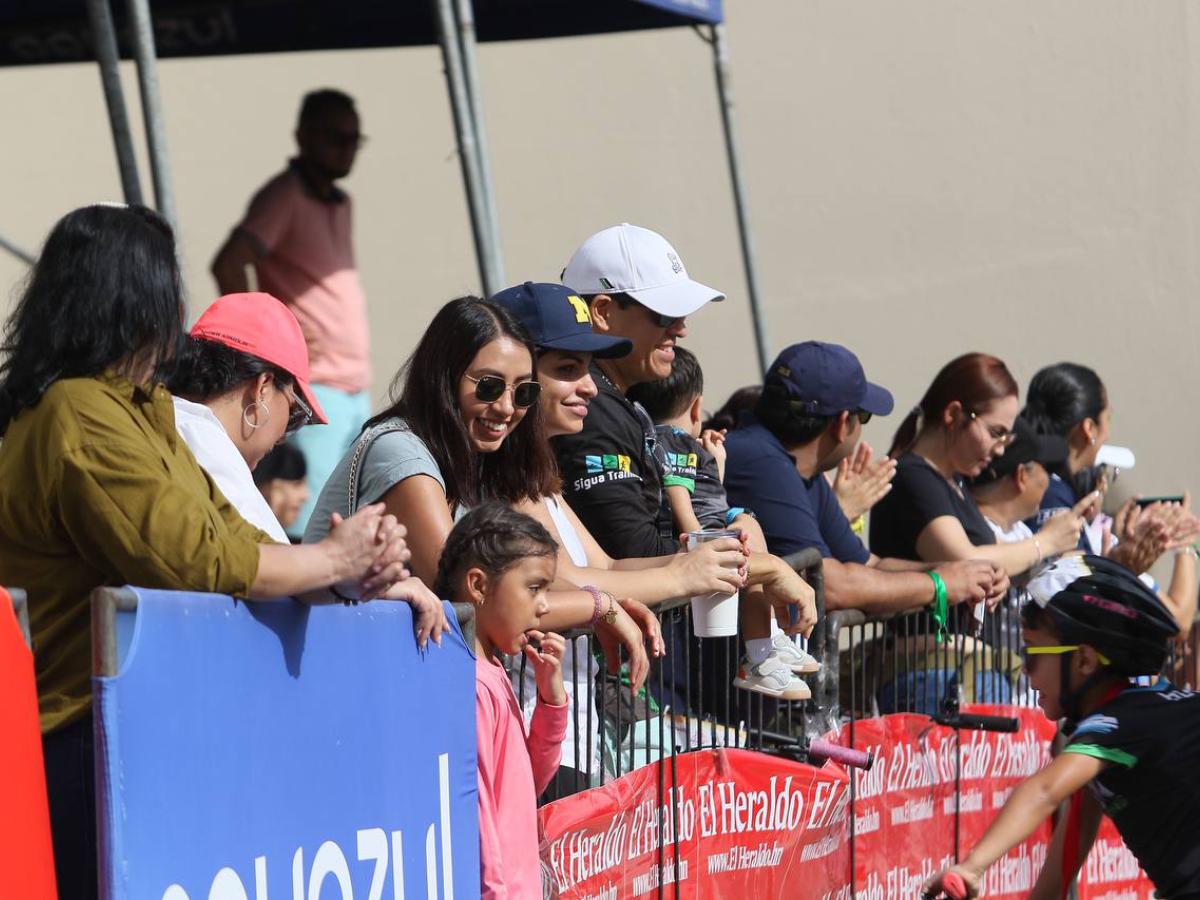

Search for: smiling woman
xmin=303 ymin=296 xmax=559 ymax=584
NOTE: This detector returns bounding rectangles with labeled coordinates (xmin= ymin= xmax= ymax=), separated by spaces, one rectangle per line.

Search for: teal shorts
xmin=288 ymin=384 xmax=370 ymax=539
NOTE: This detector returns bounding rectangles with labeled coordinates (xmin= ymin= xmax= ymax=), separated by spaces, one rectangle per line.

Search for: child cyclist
xmin=924 ymin=554 xmax=1200 ymax=899
xmin=435 ymin=502 xmax=568 ymax=899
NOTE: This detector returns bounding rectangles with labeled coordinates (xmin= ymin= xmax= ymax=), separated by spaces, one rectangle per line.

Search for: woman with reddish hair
xmin=870 ymin=352 xmax=1086 ymax=578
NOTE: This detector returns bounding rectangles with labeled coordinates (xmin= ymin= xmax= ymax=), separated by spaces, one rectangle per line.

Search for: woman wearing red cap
xmin=168 ymin=291 xmax=446 ymax=640
xmin=0 ymin=205 xmax=410 ymax=899
xmin=168 ymin=292 xmax=327 ymax=543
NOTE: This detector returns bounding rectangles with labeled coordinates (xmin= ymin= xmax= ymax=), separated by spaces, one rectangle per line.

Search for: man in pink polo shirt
xmin=211 ymin=88 xmax=370 ymax=535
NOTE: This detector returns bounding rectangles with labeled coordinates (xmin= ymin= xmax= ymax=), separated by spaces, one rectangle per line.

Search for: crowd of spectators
xmin=3 ymin=102 xmax=1199 ymax=900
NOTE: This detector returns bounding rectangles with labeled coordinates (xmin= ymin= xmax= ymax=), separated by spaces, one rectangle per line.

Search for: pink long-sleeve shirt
xmin=476 ymin=654 xmax=568 ymax=900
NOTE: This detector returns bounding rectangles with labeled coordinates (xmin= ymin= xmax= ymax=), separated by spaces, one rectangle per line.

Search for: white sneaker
xmin=734 ymin=653 xmax=812 ymax=700
xmin=772 ymin=632 xmax=821 ymax=674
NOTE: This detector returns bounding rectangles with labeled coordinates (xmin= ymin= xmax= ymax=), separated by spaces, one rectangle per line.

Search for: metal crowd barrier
xmin=512 ymin=549 xmax=829 ymax=804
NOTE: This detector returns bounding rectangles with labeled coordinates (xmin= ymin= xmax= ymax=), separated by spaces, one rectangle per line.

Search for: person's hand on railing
xmin=381 ymin=577 xmax=447 ymax=649
xmin=669 ymin=535 xmax=747 ymax=598
xmin=760 ymin=558 xmax=817 ymax=636
xmin=616 ymin=597 xmax=665 ymax=659
xmin=594 ymin=602 xmax=652 ymax=694
xmin=932 ymin=559 xmax=998 ymax=606
xmin=983 ymin=561 xmax=1010 ymax=610
xmin=831 ymin=442 xmax=896 ymax=522
xmin=523 ymin=630 xmax=568 ymax=707
xmin=324 ymin=504 xmax=411 ymax=599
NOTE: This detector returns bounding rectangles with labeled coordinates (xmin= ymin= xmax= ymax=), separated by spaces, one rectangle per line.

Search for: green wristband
xmin=927 ymin=570 xmax=949 ymax=642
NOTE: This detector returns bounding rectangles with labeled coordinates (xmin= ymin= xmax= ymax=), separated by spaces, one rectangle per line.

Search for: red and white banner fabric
xmin=538 ymin=707 xmax=1153 ymax=898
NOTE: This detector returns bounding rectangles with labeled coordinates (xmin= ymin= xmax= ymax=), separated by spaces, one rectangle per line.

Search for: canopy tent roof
xmin=0 ymin=0 xmax=722 ymax=67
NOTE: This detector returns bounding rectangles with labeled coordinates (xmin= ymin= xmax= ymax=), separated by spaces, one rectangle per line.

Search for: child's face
xmin=1021 ymin=624 xmax=1078 ymax=721
xmin=479 ymin=555 xmax=556 ymax=655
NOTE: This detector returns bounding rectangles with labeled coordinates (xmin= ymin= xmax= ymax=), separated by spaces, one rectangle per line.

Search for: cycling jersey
xmin=1064 ymin=678 xmax=1200 ymax=896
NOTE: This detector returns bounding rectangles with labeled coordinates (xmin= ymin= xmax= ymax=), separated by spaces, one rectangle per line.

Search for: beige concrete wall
xmin=2 ymin=1 xmax=1198 ymax=507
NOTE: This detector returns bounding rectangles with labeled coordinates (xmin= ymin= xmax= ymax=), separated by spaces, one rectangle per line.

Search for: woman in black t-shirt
xmin=871 ymin=352 xmax=1085 ymax=579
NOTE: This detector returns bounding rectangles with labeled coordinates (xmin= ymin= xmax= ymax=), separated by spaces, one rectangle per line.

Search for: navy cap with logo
xmin=765 ymin=341 xmax=895 ymax=417
xmin=970 ymin=417 xmax=1068 ymax=487
xmin=490 ymin=282 xmax=632 ymax=359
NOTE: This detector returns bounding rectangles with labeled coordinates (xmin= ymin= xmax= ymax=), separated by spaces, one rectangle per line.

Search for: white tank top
xmin=544 ymin=495 xmax=588 ymax=567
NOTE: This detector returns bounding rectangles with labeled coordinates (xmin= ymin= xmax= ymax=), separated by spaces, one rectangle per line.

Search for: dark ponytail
xmin=1022 ymin=363 xmax=1106 ymax=439
xmin=888 ymin=352 xmax=1019 ymax=458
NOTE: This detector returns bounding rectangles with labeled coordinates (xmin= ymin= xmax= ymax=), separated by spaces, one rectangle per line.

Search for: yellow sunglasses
xmin=1021 ymin=645 xmax=1110 ymax=668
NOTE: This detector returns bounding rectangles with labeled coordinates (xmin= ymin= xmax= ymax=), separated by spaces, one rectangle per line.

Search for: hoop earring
xmin=243 ymin=400 xmax=270 ymax=431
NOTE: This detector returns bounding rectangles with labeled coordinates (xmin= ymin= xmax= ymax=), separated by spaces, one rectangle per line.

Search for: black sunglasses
xmin=616 ymin=296 xmax=683 ymax=329
xmin=282 ymin=385 xmax=313 ymax=436
xmin=465 ymin=374 xmax=541 ymax=409
xmin=855 ymin=410 xmax=872 ymax=426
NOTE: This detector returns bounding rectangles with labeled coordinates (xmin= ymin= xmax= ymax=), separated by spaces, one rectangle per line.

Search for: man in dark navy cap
xmin=724 ymin=342 xmax=1001 ymax=614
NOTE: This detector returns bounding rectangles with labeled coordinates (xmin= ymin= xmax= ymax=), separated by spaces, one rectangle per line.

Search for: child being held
xmin=628 ymin=347 xmax=818 ymax=701
xmin=434 ymin=502 xmax=568 ymax=900
xmin=924 ymin=555 xmax=1200 ymax=899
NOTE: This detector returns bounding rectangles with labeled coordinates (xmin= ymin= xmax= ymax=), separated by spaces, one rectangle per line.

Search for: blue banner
xmin=94 ymin=589 xmax=479 ymax=900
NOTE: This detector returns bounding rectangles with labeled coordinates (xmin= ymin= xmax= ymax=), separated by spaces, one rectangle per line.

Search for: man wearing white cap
xmin=553 ymin=225 xmax=814 ymax=704
xmin=554 ymin=223 xmax=725 ymax=560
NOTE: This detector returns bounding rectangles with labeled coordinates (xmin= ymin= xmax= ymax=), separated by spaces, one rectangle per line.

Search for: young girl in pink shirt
xmin=435 ymin=502 xmax=568 ymax=899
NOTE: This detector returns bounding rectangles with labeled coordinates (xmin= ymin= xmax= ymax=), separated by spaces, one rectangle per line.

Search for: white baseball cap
xmin=561 ymin=223 xmax=725 ymax=318
xmin=1096 ymin=444 xmax=1135 ymax=470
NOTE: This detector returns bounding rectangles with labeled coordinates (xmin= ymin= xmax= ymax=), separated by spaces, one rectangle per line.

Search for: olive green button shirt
xmin=0 ymin=374 xmax=270 ymax=733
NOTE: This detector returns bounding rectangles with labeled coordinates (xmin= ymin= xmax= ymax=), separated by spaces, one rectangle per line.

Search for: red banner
xmin=540 ymin=748 xmax=851 ymax=898
xmin=1078 ymin=816 xmax=1154 ymax=900
xmin=540 ymin=708 xmax=1155 ymax=898
xmin=0 ymin=588 xmax=57 ymax=898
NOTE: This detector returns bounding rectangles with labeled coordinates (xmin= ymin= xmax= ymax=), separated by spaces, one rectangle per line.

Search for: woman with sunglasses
xmin=870 ymin=352 xmax=1085 ymax=581
xmin=304 ymin=297 xmax=659 ymax=686
xmin=167 ymin=292 xmax=323 ymax=543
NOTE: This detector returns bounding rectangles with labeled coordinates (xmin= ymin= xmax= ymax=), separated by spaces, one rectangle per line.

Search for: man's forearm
xmin=823 ymin=558 xmax=934 ymax=614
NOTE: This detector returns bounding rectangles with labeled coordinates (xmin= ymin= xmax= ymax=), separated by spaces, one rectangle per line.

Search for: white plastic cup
xmin=686 ymin=529 xmax=741 ymax=637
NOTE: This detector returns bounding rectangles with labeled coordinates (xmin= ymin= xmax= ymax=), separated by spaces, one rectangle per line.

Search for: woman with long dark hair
xmin=871 ymin=352 xmax=1084 ymax=578
xmin=304 ymin=297 xmax=657 ymax=686
xmin=0 ymin=205 xmax=408 ymax=898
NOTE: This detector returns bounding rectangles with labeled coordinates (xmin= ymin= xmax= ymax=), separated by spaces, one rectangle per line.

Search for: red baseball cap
xmin=190 ymin=292 xmax=328 ymax=425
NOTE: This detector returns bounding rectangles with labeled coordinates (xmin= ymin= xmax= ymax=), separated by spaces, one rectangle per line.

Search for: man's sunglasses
xmin=616 ymin=297 xmax=684 ymax=329
xmin=465 ymin=373 xmax=541 ymax=409
xmin=855 ymin=410 xmax=872 ymax=426
xmin=282 ymin=385 xmax=313 ymax=436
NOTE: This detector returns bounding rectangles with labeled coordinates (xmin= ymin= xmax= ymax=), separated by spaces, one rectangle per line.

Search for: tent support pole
xmin=433 ymin=0 xmax=499 ymax=297
xmin=709 ymin=23 xmax=769 ymax=373
xmin=454 ymin=0 xmax=505 ymax=290
xmin=124 ymin=0 xmax=177 ymax=230
xmin=85 ymin=0 xmax=144 ymax=205
xmin=0 ymin=232 xmax=35 ymax=266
